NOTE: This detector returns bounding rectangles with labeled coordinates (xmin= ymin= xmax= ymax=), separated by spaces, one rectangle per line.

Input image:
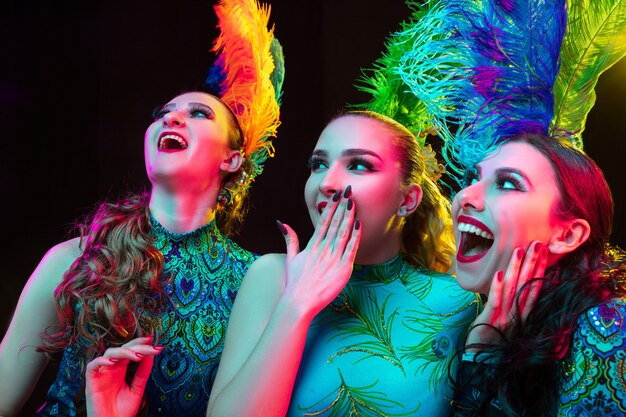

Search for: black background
xmin=1 ymin=1 xmax=624 ymax=414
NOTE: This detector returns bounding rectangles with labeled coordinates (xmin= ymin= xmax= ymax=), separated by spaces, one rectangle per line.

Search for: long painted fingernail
xmin=347 ymin=198 xmax=353 ymax=210
xmin=276 ymin=220 xmax=287 ymax=235
xmin=332 ymin=190 xmax=341 ymax=202
xmin=153 ymin=345 xmax=165 ymax=351
xmin=534 ymin=241 xmax=543 ymax=253
xmin=497 ymin=270 xmax=504 ymax=281
xmin=108 ymin=357 xmax=120 ymax=363
xmin=517 ymin=248 xmax=524 ymax=260
xmin=355 ymin=219 xmax=361 ymax=230
xmin=343 ymin=185 xmax=352 ymax=199
xmin=135 ymin=352 xmax=145 ymax=358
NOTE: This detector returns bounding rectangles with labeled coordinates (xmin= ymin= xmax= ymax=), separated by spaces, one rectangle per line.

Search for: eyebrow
xmin=312 ymin=148 xmax=383 ymax=161
xmin=495 ymin=167 xmax=528 ymax=181
xmin=161 ymin=102 xmax=215 ymax=113
xmin=473 ymin=165 xmax=531 ymax=183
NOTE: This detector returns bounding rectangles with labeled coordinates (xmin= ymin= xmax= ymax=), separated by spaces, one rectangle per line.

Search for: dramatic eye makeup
xmin=152 ymin=104 xmax=175 ymax=121
xmin=347 ymin=156 xmax=376 ymax=172
xmin=306 ymin=149 xmax=381 ymax=173
xmin=307 ymin=154 xmax=328 ymax=171
xmin=151 ymin=102 xmax=215 ymax=121
xmin=463 ymin=166 xmax=479 ymax=187
xmin=188 ymin=103 xmax=215 ymax=119
xmin=494 ymin=169 xmax=527 ymax=191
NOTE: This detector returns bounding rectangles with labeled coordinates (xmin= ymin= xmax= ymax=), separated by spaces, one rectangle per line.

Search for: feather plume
xmin=352 ymin=2 xmax=437 ymax=144
xmin=550 ymin=0 xmax=626 ymax=148
xmin=396 ymin=0 xmax=567 ymax=184
xmin=210 ymin=0 xmax=282 ymax=183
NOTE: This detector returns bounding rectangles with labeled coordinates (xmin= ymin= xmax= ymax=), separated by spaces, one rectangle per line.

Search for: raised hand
xmin=466 ymin=240 xmax=549 ymax=348
xmin=277 ymin=186 xmax=361 ymax=318
xmin=85 ymin=336 xmax=163 ymax=417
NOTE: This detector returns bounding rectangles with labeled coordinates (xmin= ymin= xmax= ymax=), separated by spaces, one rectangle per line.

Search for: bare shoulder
xmin=31 ymin=237 xmax=83 ymax=289
xmin=46 ymin=237 xmax=83 ymax=264
xmin=241 ymin=253 xmax=287 ymax=288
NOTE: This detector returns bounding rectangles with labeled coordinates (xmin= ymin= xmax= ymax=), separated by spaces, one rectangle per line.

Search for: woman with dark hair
xmin=450 ymin=133 xmax=626 ymax=416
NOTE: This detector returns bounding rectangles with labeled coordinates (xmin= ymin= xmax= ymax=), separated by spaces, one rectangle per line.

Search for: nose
xmin=163 ymin=111 xmax=185 ymax=128
xmin=318 ymin=164 xmax=344 ymax=197
xmin=456 ymin=182 xmax=484 ymax=212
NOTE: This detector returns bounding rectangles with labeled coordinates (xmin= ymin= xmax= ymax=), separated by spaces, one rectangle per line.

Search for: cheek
xmin=303 ymin=176 xmax=317 ymax=207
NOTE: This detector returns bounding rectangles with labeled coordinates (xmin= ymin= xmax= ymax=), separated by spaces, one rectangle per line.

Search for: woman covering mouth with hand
xmin=205 ymin=111 xmax=479 ymax=417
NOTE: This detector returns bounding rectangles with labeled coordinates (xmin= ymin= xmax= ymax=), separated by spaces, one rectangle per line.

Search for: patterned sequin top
xmin=559 ymin=299 xmax=626 ymax=416
xmin=452 ymin=299 xmax=626 ymax=417
xmin=36 ymin=217 xmax=257 ymax=417
xmin=287 ymin=255 xmax=480 ymax=417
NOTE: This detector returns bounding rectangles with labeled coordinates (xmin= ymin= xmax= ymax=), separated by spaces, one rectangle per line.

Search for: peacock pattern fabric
xmin=143 ymin=217 xmax=257 ymax=417
xmin=559 ymin=299 xmax=626 ymax=416
xmin=288 ymin=255 xmax=481 ymax=417
xmin=35 ymin=217 xmax=257 ymax=417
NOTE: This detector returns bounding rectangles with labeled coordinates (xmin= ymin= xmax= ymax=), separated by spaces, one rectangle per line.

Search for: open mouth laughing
xmin=158 ymin=132 xmax=188 ymax=152
xmin=457 ymin=215 xmax=494 ymax=262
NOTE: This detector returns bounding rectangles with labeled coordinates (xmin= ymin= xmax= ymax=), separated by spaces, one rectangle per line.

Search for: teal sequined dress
xmin=288 ymin=255 xmax=480 ymax=417
xmin=36 ymin=217 xmax=257 ymax=417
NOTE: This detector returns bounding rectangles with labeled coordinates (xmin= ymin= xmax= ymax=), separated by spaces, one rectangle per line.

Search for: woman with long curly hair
xmin=0 ymin=89 xmax=268 ymax=417
xmin=0 ymin=0 xmax=283 ymax=413
xmin=450 ymin=133 xmax=626 ymax=416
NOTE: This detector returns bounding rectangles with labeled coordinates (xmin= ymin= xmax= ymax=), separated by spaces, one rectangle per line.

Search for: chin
xmin=455 ymin=268 xmax=491 ymax=294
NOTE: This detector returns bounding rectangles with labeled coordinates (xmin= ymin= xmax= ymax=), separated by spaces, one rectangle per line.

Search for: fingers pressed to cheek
xmin=519 ymin=241 xmax=543 ymax=280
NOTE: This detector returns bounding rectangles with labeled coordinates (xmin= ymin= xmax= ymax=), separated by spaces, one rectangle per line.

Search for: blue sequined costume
xmin=36 ymin=217 xmax=257 ymax=417
xmin=288 ymin=255 xmax=480 ymax=417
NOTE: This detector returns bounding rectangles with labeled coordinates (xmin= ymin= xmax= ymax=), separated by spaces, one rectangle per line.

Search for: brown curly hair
xmin=38 ymin=192 xmax=168 ymax=371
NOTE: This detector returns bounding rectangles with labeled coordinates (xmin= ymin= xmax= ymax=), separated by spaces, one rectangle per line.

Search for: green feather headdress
xmin=351 ymin=1 xmax=446 ymax=183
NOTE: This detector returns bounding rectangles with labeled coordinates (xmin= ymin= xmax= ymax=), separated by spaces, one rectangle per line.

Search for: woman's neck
xmin=149 ymin=185 xmax=218 ymax=233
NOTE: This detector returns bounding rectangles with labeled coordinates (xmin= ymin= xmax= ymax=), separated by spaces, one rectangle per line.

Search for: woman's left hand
xmin=466 ymin=240 xmax=549 ymax=348
xmin=85 ymin=336 xmax=163 ymax=417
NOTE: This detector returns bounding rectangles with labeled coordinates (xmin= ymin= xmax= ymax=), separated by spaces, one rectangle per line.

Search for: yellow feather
xmin=212 ymin=0 xmax=281 ymax=172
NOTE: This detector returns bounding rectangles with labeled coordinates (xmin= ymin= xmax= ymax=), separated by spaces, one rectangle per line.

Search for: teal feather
xmin=396 ymin=0 xmax=568 ymax=185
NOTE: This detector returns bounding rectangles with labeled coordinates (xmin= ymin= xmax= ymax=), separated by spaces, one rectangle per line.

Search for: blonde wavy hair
xmin=339 ymin=111 xmax=456 ymax=273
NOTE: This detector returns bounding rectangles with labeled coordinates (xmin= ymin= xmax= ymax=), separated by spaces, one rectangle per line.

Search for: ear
xmin=548 ymin=218 xmax=591 ymax=255
xmin=220 ymin=149 xmax=243 ymax=173
xmin=397 ymin=184 xmax=422 ymax=217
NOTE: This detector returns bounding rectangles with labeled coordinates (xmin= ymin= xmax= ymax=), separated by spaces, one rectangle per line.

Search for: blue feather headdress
xmin=394 ymin=0 xmax=626 ymax=185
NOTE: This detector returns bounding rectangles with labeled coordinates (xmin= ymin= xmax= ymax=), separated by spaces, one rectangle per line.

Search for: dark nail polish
xmin=276 ymin=220 xmax=288 ymax=235
xmin=355 ymin=219 xmax=361 ymax=230
xmin=343 ymin=185 xmax=352 ymax=199
xmin=347 ymin=198 xmax=353 ymax=210
xmin=332 ymin=190 xmax=341 ymax=202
